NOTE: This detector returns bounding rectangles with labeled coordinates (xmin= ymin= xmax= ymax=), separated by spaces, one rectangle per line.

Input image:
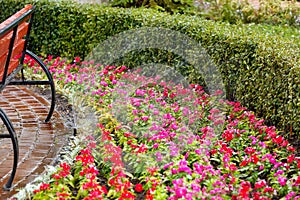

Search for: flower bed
xmin=16 ymin=55 xmax=300 ymax=199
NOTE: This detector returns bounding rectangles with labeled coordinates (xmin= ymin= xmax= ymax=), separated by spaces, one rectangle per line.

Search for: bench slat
xmin=0 ymin=21 xmax=30 ymax=57
xmin=0 ymin=4 xmax=33 ymax=82
xmin=11 ymin=39 xmax=26 ymax=60
xmin=0 ymin=60 xmax=19 ymax=80
xmin=0 ymin=31 xmax=12 ymax=58
xmin=0 ymin=19 xmax=30 ymax=78
xmin=0 ymin=39 xmax=25 ymax=78
xmin=0 ymin=54 xmax=8 ymax=69
xmin=16 ymin=22 xmax=29 ymax=41
xmin=0 ymin=38 xmax=26 ymax=66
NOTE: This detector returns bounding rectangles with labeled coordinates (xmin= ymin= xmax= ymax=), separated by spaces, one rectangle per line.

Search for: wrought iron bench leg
xmin=0 ymin=109 xmax=18 ymax=190
xmin=25 ymin=50 xmax=56 ymax=122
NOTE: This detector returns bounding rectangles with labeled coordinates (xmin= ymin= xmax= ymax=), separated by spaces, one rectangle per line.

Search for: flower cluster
xmin=32 ymin=137 xmax=107 ymax=200
xmin=24 ymin=56 xmax=300 ymax=199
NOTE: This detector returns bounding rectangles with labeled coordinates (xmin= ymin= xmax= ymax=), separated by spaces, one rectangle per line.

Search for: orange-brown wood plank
xmin=7 ymin=59 xmax=19 ymax=75
xmin=11 ymin=39 xmax=25 ymax=59
xmin=16 ymin=22 xmax=29 ymax=41
xmin=0 ymin=59 xmax=20 ymax=79
xmin=0 ymin=31 xmax=12 ymax=57
xmin=0 ymin=54 xmax=8 ymax=70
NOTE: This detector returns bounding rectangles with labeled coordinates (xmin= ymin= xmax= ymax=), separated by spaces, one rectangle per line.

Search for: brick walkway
xmin=0 ymin=86 xmax=69 ymax=199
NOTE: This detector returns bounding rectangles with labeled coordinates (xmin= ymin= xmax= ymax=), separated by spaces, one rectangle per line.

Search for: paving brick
xmin=0 ymin=86 xmax=69 ymax=198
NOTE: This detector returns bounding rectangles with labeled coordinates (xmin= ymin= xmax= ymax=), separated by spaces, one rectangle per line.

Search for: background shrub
xmin=195 ymin=0 xmax=300 ymax=26
xmin=109 ymin=0 xmax=195 ymax=14
xmin=1 ymin=0 xmax=300 ymax=136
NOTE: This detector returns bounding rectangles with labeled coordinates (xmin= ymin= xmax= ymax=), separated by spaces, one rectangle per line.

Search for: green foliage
xmin=110 ymin=0 xmax=195 ymax=14
xmin=195 ymin=0 xmax=300 ymax=26
xmin=1 ymin=0 xmax=300 ymax=135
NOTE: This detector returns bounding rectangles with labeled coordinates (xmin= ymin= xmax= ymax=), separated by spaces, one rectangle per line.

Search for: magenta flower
xmin=141 ymin=116 xmax=149 ymax=121
xmin=278 ymin=176 xmax=287 ymax=186
xmin=136 ymin=89 xmax=146 ymax=96
xmin=175 ymin=187 xmax=187 ymax=198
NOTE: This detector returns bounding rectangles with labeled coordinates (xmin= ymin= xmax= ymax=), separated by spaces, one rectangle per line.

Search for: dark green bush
xmin=110 ymin=0 xmax=195 ymax=14
xmin=1 ymin=0 xmax=300 ymax=136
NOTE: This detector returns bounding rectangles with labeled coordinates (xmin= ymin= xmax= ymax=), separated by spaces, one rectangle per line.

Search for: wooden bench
xmin=0 ymin=5 xmax=55 ymax=190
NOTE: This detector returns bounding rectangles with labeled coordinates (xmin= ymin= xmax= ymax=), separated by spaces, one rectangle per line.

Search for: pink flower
xmin=141 ymin=116 xmax=149 ymax=121
xmin=278 ymin=176 xmax=287 ymax=186
xmin=259 ymin=165 xmax=264 ymax=170
xmin=153 ymin=143 xmax=159 ymax=148
xmin=155 ymin=151 xmax=162 ymax=162
xmin=163 ymin=162 xmax=174 ymax=170
xmin=132 ymin=109 xmax=139 ymax=115
xmin=274 ymin=170 xmax=284 ymax=177
xmin=136 ymin=89 xmax=146 ymax=96
xmin=171 ymin=168 xmax=177 ymax=174
xmin=175 ymin=187 xmax=187 ymax=198
xmin=286 ymin=191 xmax=296 ymax=200
xmin=100 ymin=81 xmax=108 ymax=87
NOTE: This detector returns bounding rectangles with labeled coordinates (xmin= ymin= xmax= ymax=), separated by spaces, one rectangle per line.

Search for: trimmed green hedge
xmin=1 ymin=0 xmax=300 ymax=135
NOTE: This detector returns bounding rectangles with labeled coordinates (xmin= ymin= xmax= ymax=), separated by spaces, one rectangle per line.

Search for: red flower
xmin=210 ymin=149 xmax=217 ymax=155
xmin=83 ymin=180 xmax=99 ymax=190
xmin=287 ymin=146 xmax=295 ymax=152
xmin=59 ymin=170 xmax=70 ymax=177
xmin=85 ymin=187 xmax=105 ymax=200
xmin=287 ymin=154 xmax=295 ymax=163
xmin=265 ymin=127 xmax=277 ymax=138
xmin=146 ymin=194 xmax=154 ymax=200
xmin=245 ymin=147 xmax=256 ymax=155
xmin=229 ymin=163 xmax=237 ymax=171
xmin=281 ymin=140 xmax=288 ymax=147
xmin=101 ymin=186 xmax=108 ymax=194
xmin=222 ymin=129 xmax=234 ymax=142
xmin=60 ymin=163 xmax=70 ymax=171
xmin=239 ymin=181 xmax=251 ymax=198
xmin=253 ymin=192 xmax=261 ymax=200
xmin=76 ymin=150 xmax=95 ymax=166
xmin=254 ymin=180 xmax=266 ymax=189
xmin=56 ymin=192 xmax=70 ymax=197
xmin=272 ymin=136 xmax=283 ymax=145
xmin=135 ymin=184 xmax=143 ymax=192
xmin=74 ymin=57 xmax=80 ymax=63
xmin=33 ymin=189 xmax=40 ymax=194
xmin=124 ymin=132 xmax=136 ymax=138
xmin=250 ymin=154 xmax=259 ymax=164
xmin=240 ymin=160 xmax=248 ymax=167
xmin=263 ymin=187 xmax=274 ymax=193
xmin=52 ymin=173 xmax=61 ymax=180
xmin=120 ymin=190 xmax=135 ymax=199
xmin=39 ymin=183 xmax=50 ymax=191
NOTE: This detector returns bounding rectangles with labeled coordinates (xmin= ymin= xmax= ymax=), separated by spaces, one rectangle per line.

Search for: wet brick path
xmin=0 ymin=86 xmax=68 ymax=199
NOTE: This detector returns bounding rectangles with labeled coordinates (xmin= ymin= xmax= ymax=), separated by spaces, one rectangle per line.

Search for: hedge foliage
xmin=195 ymin=0 xmax=300 ymax=26
xmin=1 ymin=0 xmax=300 ymax=136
